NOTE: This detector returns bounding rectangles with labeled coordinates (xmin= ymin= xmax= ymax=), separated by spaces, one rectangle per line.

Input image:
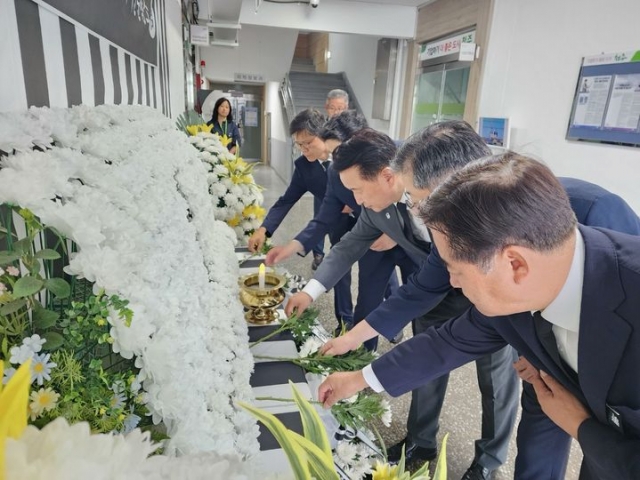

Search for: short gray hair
xmin=326 ymin=89 xmax=349 ymax=104
xmin=420 ymin=152 xmax=577 ymax=271
xmin=391 ymin=120 xmax=490 ymax=191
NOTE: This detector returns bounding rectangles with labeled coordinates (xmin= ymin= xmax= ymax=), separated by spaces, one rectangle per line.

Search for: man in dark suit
xmin=320 ymin=121 xmax=640 ymax=479
xmin=318 ymin=153 xmax=640 ymax=480
xmin=266 ymin=124 xmax=401 ymax=340
xmin=280 ymin=127 xmax=518 ymax=478
xmin=247 ymin=109 xmax=354 ymax=326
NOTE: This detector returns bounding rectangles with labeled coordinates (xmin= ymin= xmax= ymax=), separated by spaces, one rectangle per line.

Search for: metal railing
xmin=279 ymin=73 xmax=298 ymax=161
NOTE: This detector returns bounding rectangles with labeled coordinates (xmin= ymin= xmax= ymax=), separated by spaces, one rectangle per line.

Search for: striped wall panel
xmin=0 ymin=0 xmax=171 ymax=116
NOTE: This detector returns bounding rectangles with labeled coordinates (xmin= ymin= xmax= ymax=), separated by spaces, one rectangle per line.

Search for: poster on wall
xmin=43 ymin=0 xmax=158 ymax=65
xmin=567 ymin=50 xmax=640 ymax=147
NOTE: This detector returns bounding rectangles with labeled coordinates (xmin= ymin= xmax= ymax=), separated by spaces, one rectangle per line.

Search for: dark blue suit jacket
xmin=294 ymin=164 xmax=361 ymax=252
xmin=372 ymin=226 xmax=640 ymax=479
xmin=260 ymin=155 xmax=329 ymax=236
xmin=367 ymin=177 xmax=640 ymax=338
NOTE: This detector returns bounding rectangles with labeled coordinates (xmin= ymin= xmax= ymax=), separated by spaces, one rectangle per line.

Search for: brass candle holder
xmin=238 ymin=270 xmax=287 ymax=324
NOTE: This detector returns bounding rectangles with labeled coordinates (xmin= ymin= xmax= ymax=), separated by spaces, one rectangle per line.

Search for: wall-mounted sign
xmin=190 ymin=24 xmax=209 ymax=46
xmin=244 ymin=106 xmax=259 ymax=127
xmin=420 ymin=31 xmax=476 ymax=62
xmin=458 ymin=42 xmax=476 ymax=62
xmin=234 ymin=72 xmax=265 ymax=83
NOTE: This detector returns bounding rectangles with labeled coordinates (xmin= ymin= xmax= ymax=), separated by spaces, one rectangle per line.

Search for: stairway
xmin=290 ymin=57 xmax=315 ymax=73
xmin=288 ymin=71 xmax=362 ymax=115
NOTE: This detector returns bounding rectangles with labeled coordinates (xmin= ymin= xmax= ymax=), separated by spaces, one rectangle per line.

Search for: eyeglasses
xmin=404 ymin=190 xmax=416 ymax=210
xmin=294 ymin=138 xmax=317 ymax=149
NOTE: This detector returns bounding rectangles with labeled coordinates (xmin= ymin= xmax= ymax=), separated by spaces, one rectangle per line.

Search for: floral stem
xmin=371 ymin=423 xmax=387 ymax=461
xmin=249 ymin=328 xmax=286 ymax=348
xmin=254 ymin=396 xmax=322 ymax=406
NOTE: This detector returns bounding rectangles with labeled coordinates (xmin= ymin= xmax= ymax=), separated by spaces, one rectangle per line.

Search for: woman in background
xmin=208 ymin=97 xmax=241 ymax=154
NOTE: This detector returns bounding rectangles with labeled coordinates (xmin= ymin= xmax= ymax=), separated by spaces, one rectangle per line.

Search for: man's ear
xmin=380 ymin=166 xmax=395 ymax=185
xmin=503 ymin=246 xmax=529 ymax=284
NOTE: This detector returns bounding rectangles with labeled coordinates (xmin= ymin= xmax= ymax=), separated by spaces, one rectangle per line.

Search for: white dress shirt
xmin=363 ymin=228 xmax=585 ymax=392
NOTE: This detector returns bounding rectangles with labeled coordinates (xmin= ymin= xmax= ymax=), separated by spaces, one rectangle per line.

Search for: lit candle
xmin=258 ymin=263 xmax=266 ymax=290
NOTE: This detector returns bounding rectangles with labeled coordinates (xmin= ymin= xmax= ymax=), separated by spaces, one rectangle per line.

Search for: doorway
xmin=410 ymin=61 xmax=470 ymax=134
xmin=200 ymin=84 xmax=264 ymax=163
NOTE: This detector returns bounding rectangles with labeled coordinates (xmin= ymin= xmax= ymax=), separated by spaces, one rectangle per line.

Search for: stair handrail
xmin=280 ymin=73 xmax=297 ymax=128
xmin=340 ymin=72 xmax=364 ymax=117
xmin=280 ymin=73 xmax=298 ymax=161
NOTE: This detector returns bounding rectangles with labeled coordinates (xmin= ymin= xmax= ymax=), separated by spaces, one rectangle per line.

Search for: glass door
xmin=410 ymin=61 xmax=470 ymax=134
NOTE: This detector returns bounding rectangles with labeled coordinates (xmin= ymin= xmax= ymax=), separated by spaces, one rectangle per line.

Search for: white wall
xmin=199 ymin=25 xmax=298 ymax=83
xmin=265 ymin=80 xmax=292 ymax=180
xmin=166 ymin=0 xmax=186 ymax=117
xmin=479 ymin=0 xmax=640 ymax=211
xmin=327 ymin=33 xmax=380 ymax=129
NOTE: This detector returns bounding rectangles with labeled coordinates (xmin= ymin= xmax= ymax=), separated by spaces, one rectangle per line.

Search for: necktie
xmin=319 ymin=160 xmax=330 ymax=171
xmin=532 ymin=311 xmax=579 ymax=386
xmin=396 ymin=202 xmax=430 ymax=252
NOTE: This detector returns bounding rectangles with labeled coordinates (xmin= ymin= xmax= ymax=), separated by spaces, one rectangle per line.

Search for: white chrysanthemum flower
xmin=299 ymin=337 xmax=324 ymax=358
xmin=380 ymin=398 xmax=392 ymax=427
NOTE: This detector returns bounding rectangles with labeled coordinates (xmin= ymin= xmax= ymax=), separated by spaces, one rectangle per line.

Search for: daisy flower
xmin=29 ymin=387 xmax=60 ymax=418
xmin=31 ymin=352 xmax=56 ymax=386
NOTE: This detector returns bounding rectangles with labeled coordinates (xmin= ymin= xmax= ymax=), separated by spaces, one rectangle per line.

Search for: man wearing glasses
xmin=248 ymin=108 xmax=354 ymax=328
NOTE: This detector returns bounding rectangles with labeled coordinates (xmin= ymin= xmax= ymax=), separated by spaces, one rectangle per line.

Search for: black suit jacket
xmin=372 ymin=226 xmax=640 ymax=479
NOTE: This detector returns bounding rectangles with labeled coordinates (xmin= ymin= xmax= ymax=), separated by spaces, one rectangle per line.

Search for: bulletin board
xmin=566 ymin=50 xmax=640 ymax=147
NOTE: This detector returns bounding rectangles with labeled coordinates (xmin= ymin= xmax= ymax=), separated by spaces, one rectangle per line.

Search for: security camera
xmin=309 ymin=0 xmax=319 ymax=8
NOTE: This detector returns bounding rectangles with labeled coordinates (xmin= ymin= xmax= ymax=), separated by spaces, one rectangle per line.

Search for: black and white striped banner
xmin=0 ymin=0 xmax=171 ymax=116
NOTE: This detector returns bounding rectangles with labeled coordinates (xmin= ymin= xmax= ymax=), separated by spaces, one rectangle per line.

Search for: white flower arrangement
xmin=6 ymin=418 xmax=258 ymax=480
xmin=0 ymin=105 xmax=259 ymax=457
xmin=188 ymin=132 xmax=265 ymax=241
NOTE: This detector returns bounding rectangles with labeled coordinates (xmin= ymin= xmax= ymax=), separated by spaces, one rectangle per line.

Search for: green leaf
xmin=0 ymin=252 xmax=22 ymax=265
xmin=12 ymin=237 xmax=33 ymax=255
xmin=13 ymin=276 xmax=44 ymax=297
xmin=1 ymin=336 xmax=8 ymax=358
xmin=0 ymin=298 xmax=28 ymax=315
xmin=290 ymin=381 xmax=333 ymax=460
xmin=430 ymin=432 xmax=449 ymax=480
xmin=289 ymin=432 xmax=339 ymax=480
xmin=34 ymin=249 xmax=61 ymax=260
xmin=33 ymin=307 xmax=60 ymax=329
xmin=44 ymin=278 xmax=71 ymax=299
xmin=42 ymin=331 xmax=64 ymax=350
xmin=238 ymin=401 xmax=312 ymax=480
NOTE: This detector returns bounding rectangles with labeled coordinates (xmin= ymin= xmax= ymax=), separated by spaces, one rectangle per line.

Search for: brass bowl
xmin=238 ymin=271 xmax=287 ymax=325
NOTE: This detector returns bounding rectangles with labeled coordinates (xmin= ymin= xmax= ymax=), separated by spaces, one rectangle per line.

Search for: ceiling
xmin=202 ymin=0 xmax=436 ymax=24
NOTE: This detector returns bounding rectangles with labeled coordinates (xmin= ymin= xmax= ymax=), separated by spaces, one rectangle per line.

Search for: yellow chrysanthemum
xmin=217 ymin=133 xmax=232 ymax=147
xmin=242 ymin=204 xmax=266 ymax=220
xmin=226 ymin=215 xmax=242 ymax=227
xmin=29 ymin=387 xmax=60 ymax=419
xmin=186 ymin=124 xmax=213 ymax=136
xmin=371 ymin=461 xmax=401 ymax=480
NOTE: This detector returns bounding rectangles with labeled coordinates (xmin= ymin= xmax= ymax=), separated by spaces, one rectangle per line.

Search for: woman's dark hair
xmin=420 ymin=152 xmax=577 ymax=271
xmin=320 ymin=110 xmax=368 ymax=142
xmin=212 ymin=97 xmax=233 ymax=124
xmin=332 ymin=129 xmax=396 ymax=180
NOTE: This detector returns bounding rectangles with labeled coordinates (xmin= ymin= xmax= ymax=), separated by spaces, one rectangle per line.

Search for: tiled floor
xmin=251 ymin=163 xmax=583 ymax=479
